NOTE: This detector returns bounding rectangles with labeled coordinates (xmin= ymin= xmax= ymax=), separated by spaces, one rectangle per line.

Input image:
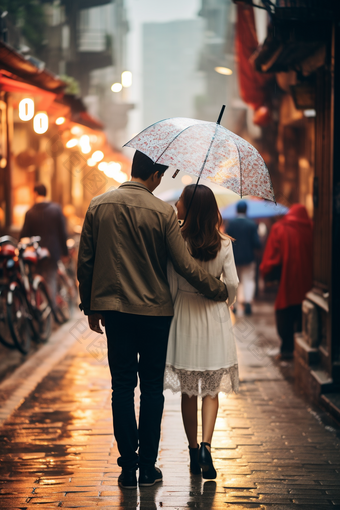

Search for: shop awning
xmin=0 ymin=73 xmax=57 ymax=110
xmin=0 ymin=41 xmax=66 ymax=93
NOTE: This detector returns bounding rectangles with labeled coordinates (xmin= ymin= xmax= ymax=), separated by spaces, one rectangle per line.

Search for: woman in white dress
xmin=164 ymin=184 xmax=239 ymax=479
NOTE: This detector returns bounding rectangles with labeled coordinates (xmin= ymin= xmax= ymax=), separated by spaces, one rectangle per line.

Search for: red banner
xmin=236 ymin=4 xmax=273 ymax=122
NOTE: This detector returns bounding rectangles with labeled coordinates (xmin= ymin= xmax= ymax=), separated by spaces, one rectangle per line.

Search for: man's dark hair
xmin=131 ymin=151 xmax=168 ymax=180
xmin=237 ymin=200 xmax=247 ymax=214
xmin=34 ymin=183 xmax=47 ymax=197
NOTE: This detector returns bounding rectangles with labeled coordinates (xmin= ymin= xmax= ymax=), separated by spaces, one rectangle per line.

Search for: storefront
xmin=0 ymin=40 xmax=131 ymax=236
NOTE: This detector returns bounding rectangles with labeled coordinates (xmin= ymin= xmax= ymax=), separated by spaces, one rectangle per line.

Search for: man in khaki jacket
xmin=77 ymin=151 xmax=228 ymax=489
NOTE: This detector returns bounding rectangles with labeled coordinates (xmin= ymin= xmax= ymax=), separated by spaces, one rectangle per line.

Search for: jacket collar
xmin=119 ymin=181 xmax=153 ymax=195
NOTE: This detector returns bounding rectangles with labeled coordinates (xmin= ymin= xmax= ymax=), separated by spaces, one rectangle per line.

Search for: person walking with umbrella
xmin=121 ymin=105 xmax=276 ymax=481
xmin=77 ymin=151 xmax=229 ymax=489
xmin=226 ymin=200 xmax=261 ymax=315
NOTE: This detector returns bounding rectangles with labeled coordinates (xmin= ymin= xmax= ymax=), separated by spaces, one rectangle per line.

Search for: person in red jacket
xmin=260 ymin=204 xmax=313 ymax=359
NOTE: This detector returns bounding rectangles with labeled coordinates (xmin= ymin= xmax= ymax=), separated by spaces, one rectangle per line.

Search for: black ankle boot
xmin=198 ymin=442 xmax=217 ymax=479
xmin=189 ymin=445 xmax=201 ymax=475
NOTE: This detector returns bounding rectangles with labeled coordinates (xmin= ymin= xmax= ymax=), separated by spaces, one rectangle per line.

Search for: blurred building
xmin=142 ymin=19 xmax=204 ymax=127
xmin=39 ymin=0 xmax=133 ymax=148
xmin=196 ymin=0 xmax=237 ymax=126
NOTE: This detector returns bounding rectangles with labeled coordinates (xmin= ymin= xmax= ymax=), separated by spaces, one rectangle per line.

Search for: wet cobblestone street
xmin=0 ymin=302 xmax=340 ymax=509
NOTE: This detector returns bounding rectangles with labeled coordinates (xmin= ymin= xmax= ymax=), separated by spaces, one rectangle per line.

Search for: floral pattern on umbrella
xmin=124 ymin=117 xmax=275 ymax=202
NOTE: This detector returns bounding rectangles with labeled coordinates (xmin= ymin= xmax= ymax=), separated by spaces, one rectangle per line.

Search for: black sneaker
xmin=118 ymin=467 xmax=137 ymax=489
xmin=139 ymin=465 xmax=163 ymax=487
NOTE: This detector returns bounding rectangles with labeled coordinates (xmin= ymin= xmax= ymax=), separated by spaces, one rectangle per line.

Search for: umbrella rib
xmin=197 ymin=126 xmax=218 ymax=181
xmin=234 ymin=143 xmax=242 ymax=198
xmin=182 ymin=125 xmax=219 ymax=226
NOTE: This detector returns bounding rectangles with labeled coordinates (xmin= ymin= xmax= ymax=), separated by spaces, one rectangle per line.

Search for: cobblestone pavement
xmin=0 ymin=302 xmax=340 ymax=509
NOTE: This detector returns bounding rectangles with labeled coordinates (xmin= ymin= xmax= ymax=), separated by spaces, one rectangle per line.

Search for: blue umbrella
xmin=221 ymin=199 xmax=289 ymax=220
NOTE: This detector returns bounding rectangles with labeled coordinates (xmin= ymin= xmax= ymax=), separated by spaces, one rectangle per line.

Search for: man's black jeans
xmin=104 ymin=311 xmax=172 ymax=469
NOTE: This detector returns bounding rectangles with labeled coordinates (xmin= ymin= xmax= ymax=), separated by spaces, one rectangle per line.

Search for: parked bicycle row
xmin=0 ymin=235 xmax=78 ymax=355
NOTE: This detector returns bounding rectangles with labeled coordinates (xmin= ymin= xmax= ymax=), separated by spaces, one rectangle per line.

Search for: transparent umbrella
xmin=124 ymin=106 xmax=276 ymax=203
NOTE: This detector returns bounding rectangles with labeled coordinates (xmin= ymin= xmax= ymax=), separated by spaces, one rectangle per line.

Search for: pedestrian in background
xmin=226 ymin=200 xmax=261 ymax=315
xmin=20 ymin=183 xmax=68 ymax=303
xmin=77 ymin=151 xmax=228 ymax=490
xmin=260 ymin=204 xmax=313 ymax=359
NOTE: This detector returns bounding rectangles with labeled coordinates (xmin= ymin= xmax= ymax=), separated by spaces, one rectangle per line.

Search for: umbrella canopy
xmin=156 ymin=186 xmax=240 ymax=209
xmin=124 ymin=115 xmax=275 ymax=202
xmin=221 ymin=199 xmax=289 ymax=220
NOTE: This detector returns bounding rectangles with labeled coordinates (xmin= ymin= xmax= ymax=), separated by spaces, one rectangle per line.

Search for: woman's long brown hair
xmin=180 ymin=184 xmax=231 ymax=261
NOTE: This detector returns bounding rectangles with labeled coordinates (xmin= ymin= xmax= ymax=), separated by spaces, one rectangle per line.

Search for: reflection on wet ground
xmin=1 ymin=302 xmax=340 ymax=509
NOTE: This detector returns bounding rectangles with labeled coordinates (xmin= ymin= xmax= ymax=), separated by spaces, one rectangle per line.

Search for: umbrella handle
xmin=172 ymin=169 xmax=180 ymax=179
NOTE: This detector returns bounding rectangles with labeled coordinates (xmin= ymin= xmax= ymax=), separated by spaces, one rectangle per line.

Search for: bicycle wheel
xmin=6 ymin=286 xmax=31 ymax=354
xmin=56 ymin=273 xmax=73 ymax=322
xmin=33 ymin=281 xmax=52 ymax=343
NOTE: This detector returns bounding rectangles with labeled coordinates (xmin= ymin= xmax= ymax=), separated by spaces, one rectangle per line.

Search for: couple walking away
xmin=77 ymin=151 xmax=239 ymax=489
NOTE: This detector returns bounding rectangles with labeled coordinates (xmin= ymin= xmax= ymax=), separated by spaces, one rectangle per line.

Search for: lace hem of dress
xmin=164 ymin=364 xmax=239 ymax=398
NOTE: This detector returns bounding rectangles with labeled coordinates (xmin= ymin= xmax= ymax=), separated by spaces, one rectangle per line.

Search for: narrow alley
xmin=0 ymin=301 xmax=339 ymax=509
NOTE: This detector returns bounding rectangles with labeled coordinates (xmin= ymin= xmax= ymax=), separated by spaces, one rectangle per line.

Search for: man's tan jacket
xmin=77 ymin=181 xmax=228 ymax=316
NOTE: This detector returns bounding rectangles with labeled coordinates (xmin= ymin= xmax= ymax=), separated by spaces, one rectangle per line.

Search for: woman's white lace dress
xmin=164 ymin=238 xmax=239 ymax=398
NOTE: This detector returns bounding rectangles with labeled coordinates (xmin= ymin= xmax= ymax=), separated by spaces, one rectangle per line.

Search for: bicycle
xmin=0 ymin=236 xmax=33 ymax=354
xmin=16 ymin=237 xmax=54 ymax=344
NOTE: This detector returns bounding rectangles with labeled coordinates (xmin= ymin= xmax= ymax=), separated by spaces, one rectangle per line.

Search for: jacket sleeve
xmin=260 ymin=225 xmax=282 ymax=276
xmin=222 ymin=240 xmax=239 ymax=307
xmin=77 ymin=208 xmax=95 ymax=315
xmin=165 ymin=209 xmax=228 ymax=302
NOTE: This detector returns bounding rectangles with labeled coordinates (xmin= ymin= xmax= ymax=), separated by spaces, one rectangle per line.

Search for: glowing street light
xmin=121 ymin=71 xmax=132 ymax=88
xmin=66 ymin=138 xmax=78 ymax=148
xmin=56 ymin=116 xmax=65 ymax=125
xmin=33 ymin=112 xmax=49 ymax=134
xmin=92 ymin=150 xmax=104 ymax=162
xmin=19 ymin=98 xmax=34 ymax=121
xmin=98 ymin=162 xmax=108 ymax=171
xmin=215 ymin=66 xmax=233 ymax=76
xmin=87 ymin=158 xmax=96 ymax=167
xmin=104 ymin=162 xmax=128 ymax=183
xmin=71 ymin=125 xmax=82 ymax=135
xmin=111 ymin=82 xmax=122 ymax=93
xmin=79 ymin=135 xmax=91 ymax=154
